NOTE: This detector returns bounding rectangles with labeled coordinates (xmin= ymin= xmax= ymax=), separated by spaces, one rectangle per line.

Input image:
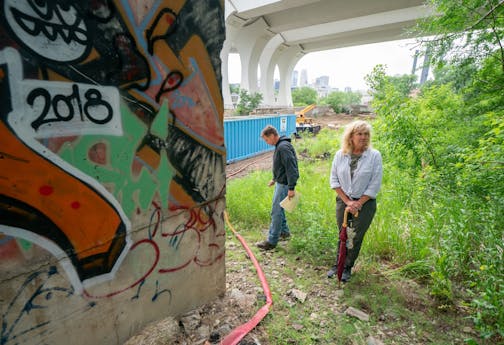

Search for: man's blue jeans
xmin=268 ymin=183 xmax=290 ymax=245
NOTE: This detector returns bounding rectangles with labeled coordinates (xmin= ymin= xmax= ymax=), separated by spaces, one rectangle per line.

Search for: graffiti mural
xmin=0 ymin=0 xmax=226 ymax=344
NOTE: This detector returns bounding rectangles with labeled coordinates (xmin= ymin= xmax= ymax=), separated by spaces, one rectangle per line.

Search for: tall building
xmin=291 ymin=70 xmax=299 ymax=88
xmin=315 ymin=75 xmax=329 ymax=87
xmin=312 ymin=75 xmax=330 ymax=98
xmin=300 ymin=69 xmax=308 ymax=86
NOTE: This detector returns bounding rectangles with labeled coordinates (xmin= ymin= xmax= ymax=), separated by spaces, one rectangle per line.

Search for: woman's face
xmin=351 ymin=129 xmax=370 ymax=151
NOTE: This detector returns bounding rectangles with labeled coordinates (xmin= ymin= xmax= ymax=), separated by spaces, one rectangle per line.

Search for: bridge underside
xmin=222 ymin=0 xmax=432 ymax=108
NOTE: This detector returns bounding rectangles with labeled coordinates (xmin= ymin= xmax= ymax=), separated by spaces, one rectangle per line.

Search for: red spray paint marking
xmin=39 ymin=185 xmax=54 ymax=196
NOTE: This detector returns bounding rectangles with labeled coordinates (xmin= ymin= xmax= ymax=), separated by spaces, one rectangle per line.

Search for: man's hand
xmin=288 ymin=190 xmax=296 ymax=199
xmin=268 ymin=179 xmax=275 ymax=187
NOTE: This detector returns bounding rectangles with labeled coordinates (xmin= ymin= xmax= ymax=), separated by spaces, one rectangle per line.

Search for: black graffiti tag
xmin=27 ymin=84 xmax=114 ymax=131
xmin=0 ymin=266 xmax=96 ymax=345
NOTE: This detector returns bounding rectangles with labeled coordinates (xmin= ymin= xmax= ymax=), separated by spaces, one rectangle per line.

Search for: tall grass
xmin=225 ymin=170 xmax=272 ymax=231
xmin=226 ymin=160 xmax=340 ymax=264
xmin=294 ymin=128 xmax=340 ymax=159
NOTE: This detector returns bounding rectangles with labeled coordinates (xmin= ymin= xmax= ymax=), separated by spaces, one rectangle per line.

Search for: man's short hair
xmin=261 ymin=125 xmax=278 ymax=137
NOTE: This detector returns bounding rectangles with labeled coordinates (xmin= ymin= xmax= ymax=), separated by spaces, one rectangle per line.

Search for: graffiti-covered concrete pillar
xmin=0 ymin=1 xmax=226 ymax=344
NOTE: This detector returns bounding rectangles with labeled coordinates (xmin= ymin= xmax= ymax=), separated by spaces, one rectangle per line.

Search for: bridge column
xmin=221 ymin=11 xmax=247 ymax=109
xmin=220 ymin=42 xmax=233 ymax=109
xmin=242 ymin=19 xmax=276 ymax=95
xmin=276 ymin=46 xmax=304 ymax=106
xmin=258 ymin=35 xmax=284 ymax=106
xmin=260 ymin=40 xmax=303 ymax=107
xmin=234 ymin=18 xmax=273 ymax=94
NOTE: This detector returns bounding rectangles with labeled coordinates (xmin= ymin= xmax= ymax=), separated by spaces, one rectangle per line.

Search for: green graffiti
xmin=151 ymin=101 xmax=169 ymax=139
xmin=59 ymin=101 xmax=174 ymax=217
xmin=17 ymin=238 xmax=33 ymax=251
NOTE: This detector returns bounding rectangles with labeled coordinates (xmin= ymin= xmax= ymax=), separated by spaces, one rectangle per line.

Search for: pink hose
xmin=221 ymin=211 xmax=273 ymax=345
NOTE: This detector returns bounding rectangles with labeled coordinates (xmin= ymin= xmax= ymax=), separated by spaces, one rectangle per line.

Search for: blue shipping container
xmin=224 ymin=114 xmax=297 ymax=163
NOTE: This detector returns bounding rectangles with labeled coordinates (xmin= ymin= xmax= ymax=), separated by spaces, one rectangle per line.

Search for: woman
xmin=327 ymin=120 xmax=382 ymax=282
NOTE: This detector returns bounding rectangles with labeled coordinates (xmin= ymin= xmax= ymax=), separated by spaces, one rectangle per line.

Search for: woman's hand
xmin=349 ymin=205 xmax=359 ymax=215
xmin=345 ymin=205 xmax=358 ymax=216
xmin=345 ymin=200 xmax=361 ymax=211
xmin=351 ymin=200 xmax=362 ymax=210
xmin=345 ymin=200 xmax=361 ymax=215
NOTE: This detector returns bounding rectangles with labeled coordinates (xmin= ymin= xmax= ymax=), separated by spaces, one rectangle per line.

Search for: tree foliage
xmin=291 ymin=86 xmax=318 ymax=106
xmin=415 ymin=0 xmax=504 ymax=72
xmin=229 ymin=83 xmax=240 ymax=95
xmin=235 ymin=89 xmax=263 ymax=115
xmin=365 ymin=64 xmax=417 ymax=101
xmin=366 ymin=0 xmax=504 ymax=339
xmin=322 ymin=90 xmax=362 ymax=113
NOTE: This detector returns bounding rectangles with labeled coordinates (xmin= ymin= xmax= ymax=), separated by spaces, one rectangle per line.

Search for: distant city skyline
xmin=228 ymin=38 xmax=429 ymax=91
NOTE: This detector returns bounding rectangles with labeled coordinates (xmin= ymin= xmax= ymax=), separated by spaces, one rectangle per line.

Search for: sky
xmin=228 ymin=38 xmax=428 ymax=91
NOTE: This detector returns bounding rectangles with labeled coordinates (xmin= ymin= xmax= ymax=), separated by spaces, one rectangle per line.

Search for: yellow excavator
xmin=295 ymin=104 xmax=321 ymax=136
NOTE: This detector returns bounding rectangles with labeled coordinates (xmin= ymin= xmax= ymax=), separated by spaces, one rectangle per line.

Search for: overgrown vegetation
xmin=363 ymin=0 xmax=503 ymax=336
xmin=370 ymin=0 xmax=504 ymax=338
xmin=235 ymin=89 xmax=263 ymax=115
xmin=227 ymin=1 xmax=503 ymax=342
xmin=321 ymin=90 xmax=363 ymax=114
xmin=227 ymin=124 xmax=501 ymax=344
xmin=292 ymin=85 xmax=363 ymax=114
xmin=292 ymin=86 xmax=318 ymax=106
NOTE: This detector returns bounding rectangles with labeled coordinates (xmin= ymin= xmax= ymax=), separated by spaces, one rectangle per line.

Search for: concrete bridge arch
xmin=222 ymin=0 xmax=433 ymax=108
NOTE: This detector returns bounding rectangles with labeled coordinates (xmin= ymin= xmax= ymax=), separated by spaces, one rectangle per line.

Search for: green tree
xmin=323 ymin=91 xmax=346 ymax=113
xmin=292 ymin=86 xmax=318 ymax=106
xmin=364 ymin=64 xmax=388 ymax=101
xmin=413 ymin=0 xmax=504 ymax=198
xmin=367 ymin=0 xmax=504 ymax=338
xmin=414 ymin=0 xmax=504 ymax=73
xmin=323 ymin=90 xmax=361 ymax=113
xmin=389 ymin=74 xmax=417 ymax=96
xmin=344 ymin=90 xmax=362 ymax=106
xmin=235 ymin=89 xmax=263 ymax=115
xmin=229 ymin=83 xmax=240 ymax=95
xmin=365 ymin=64 xmax=417 ymax=101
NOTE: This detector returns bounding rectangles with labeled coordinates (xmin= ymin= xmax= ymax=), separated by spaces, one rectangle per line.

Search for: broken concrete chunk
xmin=344 ymin=306 xmax=370 ymax=321
xmin=367 ymin=335 xmax=385 ymax=345
xmin=288 ymin=288 xmax=308 ymax=303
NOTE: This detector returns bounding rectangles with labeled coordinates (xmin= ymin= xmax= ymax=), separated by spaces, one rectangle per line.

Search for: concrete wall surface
xmin=0 ymin=1 xmax=226 ymax=344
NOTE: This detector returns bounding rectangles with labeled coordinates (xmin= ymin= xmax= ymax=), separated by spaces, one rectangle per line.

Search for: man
xmin=256 ymin=125 xmax=299 ymax=251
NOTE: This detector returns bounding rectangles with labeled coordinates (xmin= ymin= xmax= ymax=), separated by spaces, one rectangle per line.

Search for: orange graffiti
xmin=0 ymin=121 xmax=127 ymax=280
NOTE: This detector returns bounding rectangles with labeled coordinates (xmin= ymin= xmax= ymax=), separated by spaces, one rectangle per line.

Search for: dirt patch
xmin=313 ymin=112 xmax=374 ymax=128
xmin=226 ymin=151 xmax=274 ymax=180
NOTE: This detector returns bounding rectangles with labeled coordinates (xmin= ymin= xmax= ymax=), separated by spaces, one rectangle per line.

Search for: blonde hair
xmin=341 ymin=120 xmax=372 ymax=154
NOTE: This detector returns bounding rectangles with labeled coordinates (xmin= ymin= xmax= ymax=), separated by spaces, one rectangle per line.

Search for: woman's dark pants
xmin=334 ymin=197 xmax=377 ymax=270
